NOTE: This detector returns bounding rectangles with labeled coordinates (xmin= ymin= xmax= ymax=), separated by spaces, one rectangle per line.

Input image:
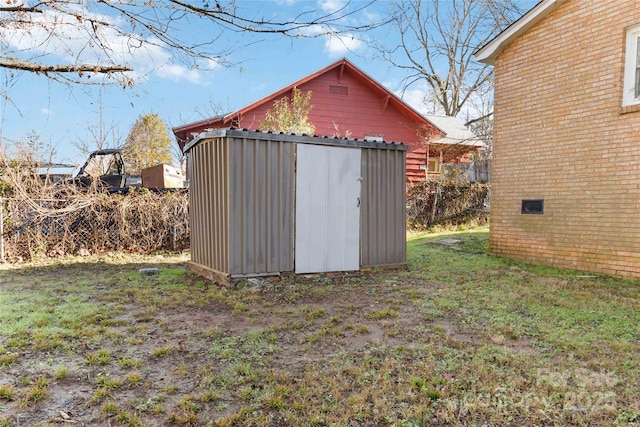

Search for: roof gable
xmin=474 ymin=0 xmax=567 ymax=65
xmin=173 ymin=58 xmax=442 ymax=143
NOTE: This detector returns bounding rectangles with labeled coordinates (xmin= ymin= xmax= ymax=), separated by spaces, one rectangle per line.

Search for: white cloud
xmin=318 ymin=0 xmax=347 ymax=14
xmin=397 ymin=86 xmax=448 ymax=116
xmin=0 ymin=4 xmax=210 ymax=85
xmin=400 ymin=88 xmax=429 ymax=115
xmin=156 ymin=63 xmax=202 ymax=84
xmin=324 ymin=33 xmax=364 ymax=55
xmin=41 ymin=108 xmax=52 ymax=116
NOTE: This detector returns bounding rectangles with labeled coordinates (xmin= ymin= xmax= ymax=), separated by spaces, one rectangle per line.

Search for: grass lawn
xmin=1 ymin=226 xmax=640 ymax=426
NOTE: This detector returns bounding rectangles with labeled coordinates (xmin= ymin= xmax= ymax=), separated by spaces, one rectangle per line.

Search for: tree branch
xmin=0 ymin=57 xmax=132 ymax=74
xmin=0 ymin=1 xmax=385 ymax=86
xmin=465 ymin=111 xmax=493 ymax=127
xmin=375 ymin=0 xmax=524 ymax=119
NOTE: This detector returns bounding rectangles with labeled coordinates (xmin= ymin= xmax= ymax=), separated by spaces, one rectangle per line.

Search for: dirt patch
xmin=0 ymin=263 xmax=461 ymax=425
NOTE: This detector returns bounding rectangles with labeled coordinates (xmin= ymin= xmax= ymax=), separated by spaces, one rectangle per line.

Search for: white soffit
xmin=474 ymin=0 xmax=567 ymax=65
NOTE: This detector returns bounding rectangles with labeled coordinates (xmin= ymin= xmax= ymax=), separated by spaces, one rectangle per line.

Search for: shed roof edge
xmin=183 ymin=128 xmax=409 ymax=153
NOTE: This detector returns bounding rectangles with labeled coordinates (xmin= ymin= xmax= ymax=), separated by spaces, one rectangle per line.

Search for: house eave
xmin=474 ymin=0 xmax=567 ymax=65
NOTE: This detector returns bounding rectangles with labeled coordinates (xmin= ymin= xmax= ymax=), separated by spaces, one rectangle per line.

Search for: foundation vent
xmin=521 ymin=199 xmax=544 ymax=214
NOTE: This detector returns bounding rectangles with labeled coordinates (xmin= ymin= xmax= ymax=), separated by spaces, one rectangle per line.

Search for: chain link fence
xmin=0 ymin=189 xmax=189 ymax=262
xmin=406 ymin=176 xmax=490 ymax=230
xmin=1 ymin=176 xmax=489 ymax=262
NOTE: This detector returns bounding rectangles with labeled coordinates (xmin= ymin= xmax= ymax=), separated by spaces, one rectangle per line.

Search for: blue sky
xmin=0 ymin=1 xmax=530 ymax=166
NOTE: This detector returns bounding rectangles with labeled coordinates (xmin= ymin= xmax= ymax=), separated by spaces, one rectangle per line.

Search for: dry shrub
xmin=407 ymin=172 xmax=489 ymax=230
xmin=1 ymin=184 xmax=189 ymax=262
xmin=1 ymin=142 xmax=189 ymax=262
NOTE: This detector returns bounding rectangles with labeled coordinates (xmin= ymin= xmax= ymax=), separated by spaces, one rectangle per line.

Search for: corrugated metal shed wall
xmin=360 ymin=148 xmax=407 ymax=268
xmin=228 ymin=136 xmax=295 ymax=276
xmin=186 ymin=129 xmax=407 ymax=279
xmin=188 ymin=137 xmax=230 ymax=273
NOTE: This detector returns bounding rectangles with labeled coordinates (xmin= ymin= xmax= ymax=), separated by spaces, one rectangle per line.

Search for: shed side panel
xmin=228 ymin=137 xmax=295 ymax=276
xmin=188 ymin=137 xmax=230 ymax=273
xmin=360 ymin=148 xmax=407 ymax=267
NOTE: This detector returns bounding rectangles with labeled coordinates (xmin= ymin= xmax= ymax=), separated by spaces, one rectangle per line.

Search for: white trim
xmin=623 ymin=24 xmax=640 ymax=107
xmin=475 ymin=0 xmax=567 ymax=65
xmin=364 ymin=135 xmax=383 ymax=142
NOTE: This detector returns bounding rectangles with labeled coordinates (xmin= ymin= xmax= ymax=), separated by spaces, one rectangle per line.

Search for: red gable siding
xmin=231 ymin=67 xmax=439 ymax=182
xmin=174 ymin=59 xmax=453 ymax=182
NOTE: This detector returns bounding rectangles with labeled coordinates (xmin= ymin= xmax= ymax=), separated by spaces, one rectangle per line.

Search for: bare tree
xmin=71 ymin=92 xmax=124 ymax=156
xmin=0 ymin=1 xmax=385 ymax=86
xmin=377 ymin=0 xmax=527 ymax=122
xmin=192 ymin=97 xmax=234 ymax=121
xmin=465 ymin=73 xmax=494 ymax=158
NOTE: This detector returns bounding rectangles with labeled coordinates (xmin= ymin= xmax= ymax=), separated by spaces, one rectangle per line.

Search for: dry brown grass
xmin=406 ymin=176 xmax=489 ymax=230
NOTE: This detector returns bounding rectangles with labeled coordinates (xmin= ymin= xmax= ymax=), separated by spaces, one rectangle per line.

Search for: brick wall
xmin=491 ymin=0 xmax=640 ymax=278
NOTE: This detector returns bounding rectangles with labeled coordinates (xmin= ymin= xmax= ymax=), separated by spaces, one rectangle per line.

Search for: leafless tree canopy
xmin=0 ymin=0 xmax=384 ymax=85
xmin=378 ymin=0 xmax=527 ymax=122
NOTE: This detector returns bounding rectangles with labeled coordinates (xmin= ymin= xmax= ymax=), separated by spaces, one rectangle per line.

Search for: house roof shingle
xmin=425 ymin=115 xmax=485 ymax=148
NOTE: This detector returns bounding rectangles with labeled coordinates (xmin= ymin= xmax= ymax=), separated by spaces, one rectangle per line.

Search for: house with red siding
xmin=475 ymin=0 xmax=640 ymax=278
xmin=173 ymin=58 xmax=483 ymax=182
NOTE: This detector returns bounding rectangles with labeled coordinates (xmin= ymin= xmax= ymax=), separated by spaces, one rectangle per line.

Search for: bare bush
xmin=407 ymin=173 xmax=489 ymax=230
xmin=1 ymin=186 xmax=189 ymax=262
xmin=1 ymin=140 xmax=189 ymax=262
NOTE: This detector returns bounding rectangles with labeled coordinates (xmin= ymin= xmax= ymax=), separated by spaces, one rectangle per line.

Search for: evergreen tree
xmin=123 ymin=114 xmax=173 ymax=175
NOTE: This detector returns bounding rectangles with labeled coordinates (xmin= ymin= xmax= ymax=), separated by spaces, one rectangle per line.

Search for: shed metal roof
xmin=184 ymin=128 xmax=409 ymax=154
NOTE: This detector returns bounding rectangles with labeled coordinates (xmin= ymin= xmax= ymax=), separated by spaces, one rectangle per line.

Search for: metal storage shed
xmin=184 ymin=128 xmax=407 ymax=282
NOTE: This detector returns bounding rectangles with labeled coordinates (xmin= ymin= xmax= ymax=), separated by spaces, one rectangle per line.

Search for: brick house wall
xmin=490 ymin=0 xmax=640 ymax=278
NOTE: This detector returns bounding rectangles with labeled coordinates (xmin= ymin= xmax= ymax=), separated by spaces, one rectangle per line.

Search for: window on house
xmin=427 ymin=158 xmax=440 ymax=173
xmin=623 ymin=24 xmax=640 ymax=106
xmin=420 ymin=159 xmax=440 ymax=173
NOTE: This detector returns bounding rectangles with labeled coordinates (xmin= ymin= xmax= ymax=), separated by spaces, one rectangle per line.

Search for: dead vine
xmin=406 ymin=172 xmax=489 ymax=230
xmin=0 ymin=161 xmax=189 ymax=261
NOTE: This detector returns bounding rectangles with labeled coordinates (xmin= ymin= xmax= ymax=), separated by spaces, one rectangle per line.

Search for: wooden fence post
xmin=0 ymin=197 xmax=5 ymax=263
xmin=430 ymin=185 xmax=439 ymax=225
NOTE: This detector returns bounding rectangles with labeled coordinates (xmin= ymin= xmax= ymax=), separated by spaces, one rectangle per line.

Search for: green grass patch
xmin=86 ymin=349 xmax=111 ymax=365
xmin=2 ymin=234 xmax=640 ymax=425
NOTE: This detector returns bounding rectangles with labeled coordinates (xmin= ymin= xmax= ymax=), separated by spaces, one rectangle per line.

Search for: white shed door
xmin=295 ymin=144 xmax=361 ymax=274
